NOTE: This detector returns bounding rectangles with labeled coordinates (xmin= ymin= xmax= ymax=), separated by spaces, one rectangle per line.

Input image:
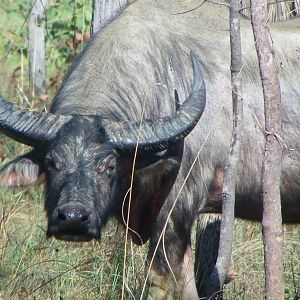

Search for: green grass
xmin=0 ymin=1 xmax=300 ymax=299
xmin=0 ymin=0 xmax=91 ymax=101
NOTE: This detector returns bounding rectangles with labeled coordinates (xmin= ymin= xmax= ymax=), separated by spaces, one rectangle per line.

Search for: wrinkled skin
xmin=44 ymin=117 xmax=112 ymax=241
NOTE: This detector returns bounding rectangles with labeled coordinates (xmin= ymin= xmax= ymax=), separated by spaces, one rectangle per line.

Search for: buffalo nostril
xmin=81 ymin=215 xmax=89 ymax=222
xmin=48 ymin=203 xmax=99 ymax=239
xmin=58 ymin=209 xmax=67 ymax=221
xmin=56 ymin=204 xmax=91 ymax=227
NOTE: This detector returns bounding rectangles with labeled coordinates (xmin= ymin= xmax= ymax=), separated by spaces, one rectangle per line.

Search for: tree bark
xmin=91 ymin=0 xmax=129 ymax=35
xmin=203 ymin=0 xmax=243 ymax=298
xmin=250 ymin=1 xmax=284 ymax=300
xmin=28 ymin=0 xmax=47 ymax=98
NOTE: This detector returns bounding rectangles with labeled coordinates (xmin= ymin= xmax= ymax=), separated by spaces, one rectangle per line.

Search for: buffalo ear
xmin=0 ymin=150 xmax=44 ymax=187
xmin=126 ymin=156 xmax=181 ymax=245
xmin=136 ymin=158 xmax=179 ymax=191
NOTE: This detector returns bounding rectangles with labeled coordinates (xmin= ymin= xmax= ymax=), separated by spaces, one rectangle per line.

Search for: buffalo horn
xmin=0 ymin=96 xmax=72 ymax=147
xmin=105 ymin=51 xmax=206 ymax=152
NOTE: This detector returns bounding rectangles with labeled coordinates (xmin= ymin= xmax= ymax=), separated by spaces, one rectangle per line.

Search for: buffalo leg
xmin=146 ymin=245 xmax=198 ymax=300
xmin=181 ymin=245 xmax=199 ymax=299
xmin=195 ymin=214 xmax=221 ymax=298
xmin=146 ymin=205 xmax=198 ymax=300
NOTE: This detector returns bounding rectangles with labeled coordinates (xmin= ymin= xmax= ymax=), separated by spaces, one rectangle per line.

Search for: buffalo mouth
xmin=47 ymin=231 xmax=101 ymax=242
xmin=46 ymin=202 xmax=101 ymax=242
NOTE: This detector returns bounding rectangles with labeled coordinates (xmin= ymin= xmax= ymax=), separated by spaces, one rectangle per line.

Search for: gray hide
xmin=52 ymin=0 xmax=300 ymax=222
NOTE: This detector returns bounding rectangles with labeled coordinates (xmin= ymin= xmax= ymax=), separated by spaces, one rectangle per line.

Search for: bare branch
xmin=250 ymin=1 xmax=284 ymax=299
xmin=203 ymin=0 xmax=244 ymax=297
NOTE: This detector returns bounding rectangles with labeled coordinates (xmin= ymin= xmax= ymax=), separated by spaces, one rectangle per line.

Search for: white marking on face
xmin=76 ymin=136 xmax=82 ymax=146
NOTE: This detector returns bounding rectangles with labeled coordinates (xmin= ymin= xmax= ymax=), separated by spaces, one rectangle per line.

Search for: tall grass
xmin=1 ymin=190 xmax=299 ymax=299
xmin=0 ymin=180 xmax=148 ymax=299
xmin=225 ymin=221 xmax=300 ymax=300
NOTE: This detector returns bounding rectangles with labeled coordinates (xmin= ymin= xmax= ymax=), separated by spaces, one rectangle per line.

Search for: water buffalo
xmin=0 ymin=0 xmax=300 ymax=299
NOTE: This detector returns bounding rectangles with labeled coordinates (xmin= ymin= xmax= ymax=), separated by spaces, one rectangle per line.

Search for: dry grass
xmin=1 ymin=189 xmax=299 ymax=299
xmin=0 ymin=179 xmax=148 ymax=300
xmin=239 ymin=0 xmax=300 ymax=22
xmin=196 ymin=215 xmax=300 ymax=300
xmin=225 ymin=221 xmax=300 ymax=300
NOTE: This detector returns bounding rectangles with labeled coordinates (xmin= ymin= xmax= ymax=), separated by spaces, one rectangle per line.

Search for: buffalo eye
xmin=96 ymin=155 xmax=116 ymax=176
xmin=106 ymin=164 xmax=115 ymax=176
xmin=44 ymin=156 xmax=62 ymax=171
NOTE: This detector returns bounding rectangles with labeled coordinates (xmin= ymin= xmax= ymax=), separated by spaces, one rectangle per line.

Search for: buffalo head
xmin=0 ymin=52 xmax=206 ymax=243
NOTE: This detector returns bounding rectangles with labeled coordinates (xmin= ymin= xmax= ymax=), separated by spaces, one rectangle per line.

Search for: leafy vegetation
xmin=0 ymin=0 xmax=91 ymax=101
xmin=0 ymin=1 xmax=299 ymax=299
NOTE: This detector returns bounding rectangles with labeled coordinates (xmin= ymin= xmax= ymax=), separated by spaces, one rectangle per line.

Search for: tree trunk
xmin=250 ymin=1 xmax=284 ymax=299
xmin=28 ymin=0 xmax=47 ymax=98
xmin=199 ymin=1 xmax=243 ymax=298
xmin=91 ymin=0 xmax=129 ymax=35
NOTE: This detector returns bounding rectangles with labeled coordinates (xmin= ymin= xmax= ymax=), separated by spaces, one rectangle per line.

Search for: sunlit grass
xmin=1 ymin=191 xmax=299 ymax=300
xmin=224 ymin=221 xmax=300 ymax=300
xmin=0 ymin=184 xmax=147 ymax=299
